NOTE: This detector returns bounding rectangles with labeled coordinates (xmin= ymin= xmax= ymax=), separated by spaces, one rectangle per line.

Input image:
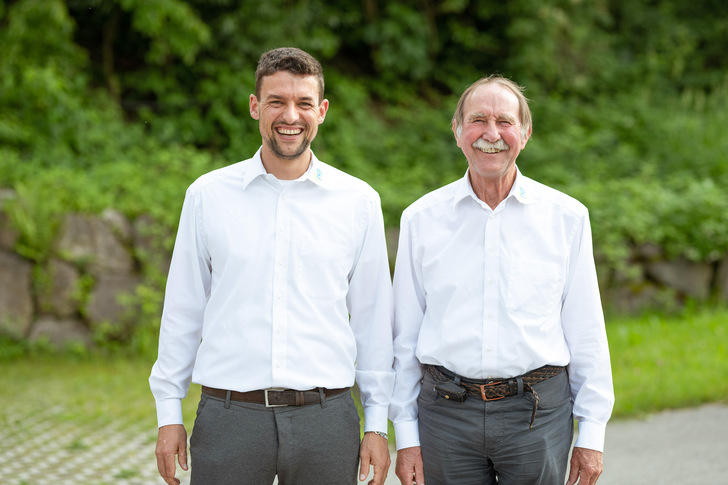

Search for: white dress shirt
xmin=390 ymin=168 xmax=614 ymax=452
xmin=150 ymin=148 xmax=394 ymax=434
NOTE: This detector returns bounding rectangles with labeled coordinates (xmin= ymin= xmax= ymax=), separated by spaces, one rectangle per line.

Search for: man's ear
xmin=317 ymin=99 xmax=329 ymax=124
xmin=520 ymin=124 xmax=532 ymax=149
xmin=249 ymin=94 xmax=260 ymax=120
xmin=453 ymin=120 xmax=462 ymax=146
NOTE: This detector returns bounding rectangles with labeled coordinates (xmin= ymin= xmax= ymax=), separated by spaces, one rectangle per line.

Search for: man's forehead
xmin=465 ymin=84 xmax=520 ymax=115
xmin=259 ymin=72 xmax=320 ymax=99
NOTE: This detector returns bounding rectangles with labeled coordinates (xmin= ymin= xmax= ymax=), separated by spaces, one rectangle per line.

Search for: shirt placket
xmin=482 ymin=209 xmax=501 ymax=375
xmin=271 ymin=187 xmax=291 ymax=383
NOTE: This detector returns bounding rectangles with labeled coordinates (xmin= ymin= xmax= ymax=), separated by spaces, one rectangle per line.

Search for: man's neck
xmin=260 ymin=148 xmax=311 ymax=180
xmin=469 ymin=170 xmax=516 ymax=210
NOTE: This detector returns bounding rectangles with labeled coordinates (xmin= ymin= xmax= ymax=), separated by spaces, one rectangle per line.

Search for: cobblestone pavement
xmin=0 ymin=401 xmax=393 ymax=485
xmin=1 ymin=404 xmax=176 ymax=485
xmin=3 ymin=403 xmax=725 ymax=484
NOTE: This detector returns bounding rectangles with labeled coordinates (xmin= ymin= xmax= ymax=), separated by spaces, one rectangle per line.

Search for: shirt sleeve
xmin=561 ymin=210 xmax=615 ymax=452
xmin=347 ymin=193 xmax=395 ymax=434
xmin=149 ymin=187 xmax=210 ymax=428
xmin=389 ymin=212 xmax=426 ymax=450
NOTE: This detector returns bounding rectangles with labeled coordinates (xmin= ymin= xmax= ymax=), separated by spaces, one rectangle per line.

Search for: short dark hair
xmin=255 ymin=47 xmax=325 ymax=102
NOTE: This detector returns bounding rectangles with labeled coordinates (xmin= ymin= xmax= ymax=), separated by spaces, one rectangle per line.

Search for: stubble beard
xmin=265 ymin=125 xmax=312 ymax=161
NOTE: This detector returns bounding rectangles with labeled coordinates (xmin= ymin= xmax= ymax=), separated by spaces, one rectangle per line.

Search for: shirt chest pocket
xmin=295 ymin=237 xmax=351 ymax=301
xmin=506 ymin=260 xmax=563 ymax=318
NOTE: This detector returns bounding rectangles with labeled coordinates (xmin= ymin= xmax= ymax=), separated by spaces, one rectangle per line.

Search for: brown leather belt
xmin=426 ymin=364 xmax=565 ymax=428
xmin=427 ymin=364 xmax=565 ymax=401
xmin=201 ymin=386 xmax=349 ymax=407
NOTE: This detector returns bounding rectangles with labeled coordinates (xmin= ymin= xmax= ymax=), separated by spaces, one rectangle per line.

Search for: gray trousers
xmin=418 ymin=369 xmax=574 ymax=485
xmin=189 ymin=389 xmax=361 ymax=485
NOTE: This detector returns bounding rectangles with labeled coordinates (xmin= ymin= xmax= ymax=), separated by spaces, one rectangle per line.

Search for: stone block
xmin=86 ymin=274 xmax=143 ymax=329
xmin=645 ymin=258 xmax=713 ymax=300
xmin=29 ymin=315 xmax=92 ymax=348
xmin=37 ymin=259 xmax=81 ymax=317
xmin=0 ymin=250 xmax=34 ymax=337
xmin=55 ymin=213 xmax=134 ymax=275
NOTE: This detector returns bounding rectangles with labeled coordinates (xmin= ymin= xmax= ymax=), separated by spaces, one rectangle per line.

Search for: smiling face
xmin=249 ymin=70 xmax=328 ymax=175
xmin=454 ymin=82 xmax=530 ymax=184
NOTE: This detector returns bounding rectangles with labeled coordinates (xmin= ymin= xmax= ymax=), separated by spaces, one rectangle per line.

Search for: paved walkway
xmin=2 ymin=403 xmax=726 ymax=484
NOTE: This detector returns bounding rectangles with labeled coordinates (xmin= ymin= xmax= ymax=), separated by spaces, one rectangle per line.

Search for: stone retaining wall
xmin=1 ymin=197 xmax=727 ymax=349
xmin=0 ymin=196 xmax=169 ymax=348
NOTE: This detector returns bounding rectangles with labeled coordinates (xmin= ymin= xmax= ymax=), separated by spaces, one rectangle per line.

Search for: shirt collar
xmin=453 ymin=166 xmax=538 ymax=208
xmin=510 ymin=167 xmax=537 ymax=205
xmin=241 ymin=148 xmax=269 ymax=190
xmin=242 ymin=148 xmax=329 ymax=190
xmin=301 ymin=152 xmax=329 ymax=187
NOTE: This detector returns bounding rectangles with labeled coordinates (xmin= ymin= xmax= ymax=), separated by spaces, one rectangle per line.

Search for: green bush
xmin=2 ymin=0 xmax=728 ymax=351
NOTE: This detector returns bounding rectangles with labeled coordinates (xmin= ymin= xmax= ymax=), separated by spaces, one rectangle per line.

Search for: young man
xmin=150 ymin=47 xmax=394 ymax=485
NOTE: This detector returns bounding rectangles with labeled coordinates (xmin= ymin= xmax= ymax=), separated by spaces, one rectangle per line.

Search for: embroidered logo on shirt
xmin=314 ymin=168 xmax=323 ymax=181
xmin=519 ymin=187 xmax=527 ymax=199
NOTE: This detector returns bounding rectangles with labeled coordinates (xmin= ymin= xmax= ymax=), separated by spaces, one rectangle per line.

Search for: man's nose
xmin=481 ymin=122 xmax=500 ymax=142
xmin=281 ymin=102 xmax=300 ymax=123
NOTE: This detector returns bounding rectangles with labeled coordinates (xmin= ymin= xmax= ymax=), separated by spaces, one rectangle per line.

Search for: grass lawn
xmin=607 ymin=307 xmax=728 ymax=418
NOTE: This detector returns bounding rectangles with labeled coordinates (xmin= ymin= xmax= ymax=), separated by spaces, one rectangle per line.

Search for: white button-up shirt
xmin=390 ymin=168 xmax=614 ymax=451
xmin=150 ymin=148 xmax=394 ymax=433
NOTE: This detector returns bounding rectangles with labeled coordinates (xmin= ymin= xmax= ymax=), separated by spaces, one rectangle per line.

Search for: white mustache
xmin=473 ymin=138 xmax=509 ymax=152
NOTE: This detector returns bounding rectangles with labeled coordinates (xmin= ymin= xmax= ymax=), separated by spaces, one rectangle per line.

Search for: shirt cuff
xmin=574 ymin=418 xmax=607 ymax=452
xmin=363 ymin=405 xmax=389 ymax=434
xmin=393 ymin=420 xmax=420 ymax=450
xmin=156 ymin=398 xmax=184 ymax=428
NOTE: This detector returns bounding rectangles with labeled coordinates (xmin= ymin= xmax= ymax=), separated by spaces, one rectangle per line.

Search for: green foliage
xmin=2 ymin=0 xmax=728 ymax=348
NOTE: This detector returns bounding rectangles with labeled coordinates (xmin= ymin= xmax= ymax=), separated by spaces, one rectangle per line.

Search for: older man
xmin=390 ymin=75 xmax=614 ymax=485
xmin=150 ymin=47 xmax=394 ymax=485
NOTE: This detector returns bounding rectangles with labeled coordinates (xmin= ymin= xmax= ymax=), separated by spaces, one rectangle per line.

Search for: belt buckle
xmin=479 ymin=381 xmax=505 ymax=401
xmin=265 ymin=388 xmax=288 ymax=407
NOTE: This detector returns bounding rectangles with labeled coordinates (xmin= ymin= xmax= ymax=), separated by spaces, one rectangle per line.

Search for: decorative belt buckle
xmin=265 ymin=388 xmax=288 ymax=407
xmin=479 ymin=381 xmax=505 ymax=401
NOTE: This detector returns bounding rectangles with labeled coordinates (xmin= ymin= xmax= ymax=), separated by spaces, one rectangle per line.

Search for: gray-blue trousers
xmin=418 ymin=369 xmax=574 ymax=484
xmin=189 ymin=389 xmax=361 ymax=484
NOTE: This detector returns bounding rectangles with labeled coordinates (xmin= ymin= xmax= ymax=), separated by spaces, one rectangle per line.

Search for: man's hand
xmin=155 ymin=424 xmax=188 ymax=485
xmin=395 ymin=446 xmax=425 ymax=485
xmin=359 ymin=432 xmax=391 ymax=485
xmin=566 ymin=447 xmax=603 ymax=485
